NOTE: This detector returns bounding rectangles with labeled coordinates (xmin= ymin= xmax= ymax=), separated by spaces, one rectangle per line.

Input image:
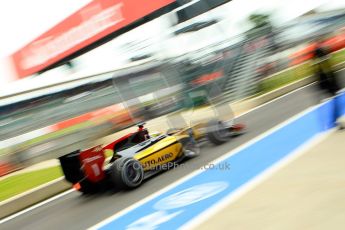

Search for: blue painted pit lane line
xmin=93 ymin=93 xmax=344 ymax=230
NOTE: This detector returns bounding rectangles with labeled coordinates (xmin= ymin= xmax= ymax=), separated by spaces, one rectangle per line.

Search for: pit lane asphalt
xmin=0 ymin=83 xmax=327 ymax=230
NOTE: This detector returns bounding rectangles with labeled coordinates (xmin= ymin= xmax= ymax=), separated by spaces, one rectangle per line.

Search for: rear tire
xmin=206 ymin=120 xmax=229 ymax=145
xmin=109 ymin=157 xmax=144 ymax=189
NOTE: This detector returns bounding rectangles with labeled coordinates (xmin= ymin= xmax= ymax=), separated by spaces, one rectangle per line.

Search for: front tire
xmin=206 ymin=120 xmax=229 ymax=145
xmin=109 ymin=157 xmax=144 ymax=189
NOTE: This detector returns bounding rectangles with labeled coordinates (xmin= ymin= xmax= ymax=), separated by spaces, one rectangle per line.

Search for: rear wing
xmin=59 ymin=150 xmax=83 ymax=184
xmin=59 ymin=146 xmax=106 ymax=184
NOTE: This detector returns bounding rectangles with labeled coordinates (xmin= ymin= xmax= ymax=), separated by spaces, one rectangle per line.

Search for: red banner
xmin=10 ymin=0 xmax=175 ymax=78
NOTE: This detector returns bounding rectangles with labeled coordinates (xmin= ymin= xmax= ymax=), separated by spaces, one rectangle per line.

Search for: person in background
xmin=313 ymin=41 xmax=343 ymax=129
xmin=137 ymin=123 xmax=150 ymax=141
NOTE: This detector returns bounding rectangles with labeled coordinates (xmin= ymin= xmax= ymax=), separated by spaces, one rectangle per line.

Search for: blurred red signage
xmin=192 ymin=70 xmax=223 ymax=85
xmin=289 ymin=31 xmax=345 ymax=66
xmin=10 ymin=0 xmax=175 ymax=79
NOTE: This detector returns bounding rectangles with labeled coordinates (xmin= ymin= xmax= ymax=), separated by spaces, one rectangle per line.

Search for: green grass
xmin=259 ymin=48 xmax=345 ymax=94
xmin=0 ymin=166 xmax=63 ymax=202
xmin=331 ymin=48 xmax=345 ymax=66
xmin=259 ymin=62 xmax=314 ymax=94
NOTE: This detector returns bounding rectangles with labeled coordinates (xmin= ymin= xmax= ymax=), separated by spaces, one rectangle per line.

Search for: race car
xmin=59 ymin=120 xmax=245 ymax=194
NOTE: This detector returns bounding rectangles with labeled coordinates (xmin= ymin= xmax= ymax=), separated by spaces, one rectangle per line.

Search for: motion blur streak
xmin=1 ymin=1 xmax=345 ymax=229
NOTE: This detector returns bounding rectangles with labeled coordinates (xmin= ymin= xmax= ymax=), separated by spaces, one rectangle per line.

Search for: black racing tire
xmin=206 ymin=120 xmax=229 ymax=145
xmin=109 ymin=157 xmax=144 ymax=189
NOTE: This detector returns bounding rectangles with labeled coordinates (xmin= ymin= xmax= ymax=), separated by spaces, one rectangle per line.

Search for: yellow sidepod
xmin=134 ymin=135 xmax=186 ymax=171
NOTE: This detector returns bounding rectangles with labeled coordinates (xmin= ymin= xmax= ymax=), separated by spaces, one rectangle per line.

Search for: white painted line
xmin=236 ymin=82 xmax=316 ymax=118
xmin=0 ymin=189 xmax=74 ymax=224
xmin=335 ymin=64 xmax=345 ymax=73
xmin=90 ymin=99 xmax=325 ymax=229
xmin=180 ymin=129 xmax=335 ymax=230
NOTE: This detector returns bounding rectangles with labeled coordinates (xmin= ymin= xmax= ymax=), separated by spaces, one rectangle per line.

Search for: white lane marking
xmin=180 ymin=129 xmax=335 ymax=230
xmin=0 ymin=82 xmax=320 ymax=225
xmin=0 ymin=189 xmax=74 ymax=224
xmin=335 ymin=66 xmax=345 ymax=73
xmin=236 ymin=82 xmax=316 ymax=118
xmin=90 ymin=99 xmax=325 ymax=229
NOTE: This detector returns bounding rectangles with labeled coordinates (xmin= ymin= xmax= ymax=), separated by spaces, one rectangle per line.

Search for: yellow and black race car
xmin=59 ymin=120 xmax=245 ymax=193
